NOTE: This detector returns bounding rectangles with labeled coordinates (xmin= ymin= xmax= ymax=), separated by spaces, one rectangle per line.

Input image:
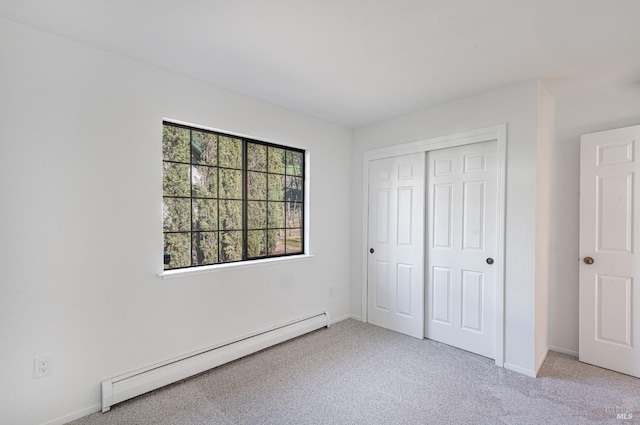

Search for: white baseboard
xmin=329 ymin=314 xmax=362 ymax=324
xmin=330 ymin=314 xmax=352 ymax=324
xmin=101 ymin=312 xmax=329 ymax=412
xmin=535 ymin=349 xmax=549 ymax=376
xmin=549 ymin=345 xmax=578 ymax=357
xmin=39 ymin=404 xmax=101 ymax=425
xmin=504 ymin=362 xmax=537 ymax=378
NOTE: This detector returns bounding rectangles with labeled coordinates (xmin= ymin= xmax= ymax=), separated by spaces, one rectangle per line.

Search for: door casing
xmin=361 ymin=124 xmax=507 ymax=367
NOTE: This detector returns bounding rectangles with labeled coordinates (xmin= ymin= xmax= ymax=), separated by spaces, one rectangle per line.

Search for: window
xmin=162 ymin=122 xmax=305 ymax=270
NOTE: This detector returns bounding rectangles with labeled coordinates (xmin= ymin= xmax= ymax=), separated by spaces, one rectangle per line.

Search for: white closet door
xmin=426 ymin=141 xmax=497 ymax=359
xmin=367 ymin=152 xmax=425 ymax=339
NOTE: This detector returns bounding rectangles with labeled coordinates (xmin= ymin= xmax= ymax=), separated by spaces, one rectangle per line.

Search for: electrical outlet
xmin=329 ymin=286 xmax=335 ymax=297
xmin=34 ymin=355 xmax=52 ymax=378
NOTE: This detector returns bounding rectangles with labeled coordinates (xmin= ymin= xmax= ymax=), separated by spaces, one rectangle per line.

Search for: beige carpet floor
xmin=68 ymin=319 xmax=640 ymax=424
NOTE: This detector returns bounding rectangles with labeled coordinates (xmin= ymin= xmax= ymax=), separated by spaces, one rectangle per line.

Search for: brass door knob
xmin=584 ymin=257 xmax=594 ymax=265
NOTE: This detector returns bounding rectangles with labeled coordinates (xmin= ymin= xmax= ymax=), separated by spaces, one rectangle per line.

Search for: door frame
xmin=361 ymin=124 xmax=507 ymax=367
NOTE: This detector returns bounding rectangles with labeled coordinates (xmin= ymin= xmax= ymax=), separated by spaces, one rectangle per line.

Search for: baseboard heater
xmin=101 ymin=312 xmax=330 ymax=412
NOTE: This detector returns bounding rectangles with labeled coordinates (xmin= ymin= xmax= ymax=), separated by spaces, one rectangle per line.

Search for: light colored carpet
xmin=68 ymin=319 xmax=640 ymax=424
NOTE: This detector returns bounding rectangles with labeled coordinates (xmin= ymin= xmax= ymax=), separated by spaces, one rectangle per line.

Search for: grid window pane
xmin=287 ymin=202 xmax=302 ymax=228
xmin=268 ymin=202 xmax=285 ymax=229
xmin=164 ymin=233 xmax=191 ymax=269
xmin=163 ymin=126 xmax=190 ymax=162
xmin=193 ymin=199 xmax=218 ymax=231
xmin=163 ymin=198 xmax=191 ymax=232
xmin=248 ymin=171 xmax=267 ymax=200
xmin=268 ymin=229 xmax=286 ymax=255
xmin=191 ymin=131 xmax=217 ymax=166
xmin=286 ymin=228 xmax=303 ymax=253
xmin=163 ymin=162 xmax=190 ymax=197
xmin=220 ymin=231 xmax=243 ymax=262
xmin=247 ymin=143 xmax=267 ymax=171
xmin=192 ymin=165 xmax=217 ymax=198
xmin=285 ymin=176 xmax=303 ymax=203
xmin=268 ymin=147 xmax=285 ymax=174
xmin=247 ymin=230 xmax=267 ymax=258
xmin=192 ymin=232 xmax=219 ymax=265
xmin=220 ymin=200 xmax=243 ymax=230
xmin=286 ymin=150 xmax=304 ymax=176
xmin=268 ymin=175 xmax=285 ymax=201
xmin=247 ymin=201 xmax=267 ymax=229
xmin=219 ymin=136 xmax=243 ymax=169
xmin=219 ymin=168 xmax=243 ymax=199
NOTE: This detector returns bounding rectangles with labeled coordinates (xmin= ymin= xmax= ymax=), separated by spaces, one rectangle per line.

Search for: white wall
xmin=351 ymin=81 xmax=542 ymax=374
xmin=548 ymin=83 xmax=640 ymax=356
xmin=534 ymin=84 xmax=555 ymax=373
xmin=0 ymin=18 xmax=352 ymax=425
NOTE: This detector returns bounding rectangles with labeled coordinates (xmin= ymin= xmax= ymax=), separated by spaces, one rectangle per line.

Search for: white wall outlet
xmin=329 ymin=286 xmax=335 ymax=297
xmin=34 ymin=355 xmax=53 ymax=378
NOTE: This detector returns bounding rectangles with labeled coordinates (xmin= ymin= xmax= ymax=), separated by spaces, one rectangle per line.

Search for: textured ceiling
xmin=1 ymin=0 xmax=639 ymax=128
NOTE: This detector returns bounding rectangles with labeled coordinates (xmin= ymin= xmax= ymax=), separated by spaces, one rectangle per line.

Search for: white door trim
xmin=361 ymin=124 xmax=507 ymax=367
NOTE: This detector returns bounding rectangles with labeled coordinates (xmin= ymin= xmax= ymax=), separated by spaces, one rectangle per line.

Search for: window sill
xmin=158 ymin=254 xmax=315 ymax=279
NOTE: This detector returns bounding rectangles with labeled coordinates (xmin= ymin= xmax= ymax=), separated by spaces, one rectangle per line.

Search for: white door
xmin=425 ymin=141 xmax=498 ymax=359
xmin=579 ymin=125 xmax=640 ymax=378
xmin=367 ymin=153 xmax=425 ymax=339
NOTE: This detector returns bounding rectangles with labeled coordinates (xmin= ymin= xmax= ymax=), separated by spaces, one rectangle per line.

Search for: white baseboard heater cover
xmin=101 ymin=312 xmax=330 ymax=412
